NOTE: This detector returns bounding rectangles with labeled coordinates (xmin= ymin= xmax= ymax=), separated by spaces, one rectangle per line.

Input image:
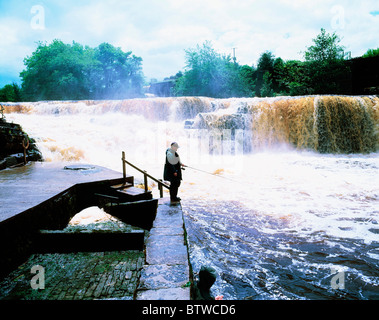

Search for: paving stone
xmin=146 ymin=241 xmax=188 ymax=265
xmin=0 ymin=250 xmax=144 ymax=300
xmin=153 ymin=205 xmax=184 ymax=228
xmin=149 ymin=227 xmax=184 ymax=236
xmin=146 ymin=234 xmax=184 ymax=247
xmin=135 ymin=200 xmax=191 ymax=300
xmin=138 ymin=264 xmax=189 ymax=290
xmin=136 ymin=287 xmax=190 ymax=300
xmin=153 ymin=216 xmax=183 ymax=228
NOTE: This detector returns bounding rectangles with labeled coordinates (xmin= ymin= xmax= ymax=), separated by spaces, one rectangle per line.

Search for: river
xmin=3 ymin=96 xmax=379 ymax=299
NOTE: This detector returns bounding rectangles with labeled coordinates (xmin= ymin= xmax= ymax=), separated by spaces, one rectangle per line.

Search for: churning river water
xmin=3 ymin=97 xmax=379 ymax=300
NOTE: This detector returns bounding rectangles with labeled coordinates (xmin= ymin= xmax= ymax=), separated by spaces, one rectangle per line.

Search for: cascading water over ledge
xmin=189 ymin=95 xmax=379 ymax=154
xmin=3 ymin=95 xmax=378 ymax=155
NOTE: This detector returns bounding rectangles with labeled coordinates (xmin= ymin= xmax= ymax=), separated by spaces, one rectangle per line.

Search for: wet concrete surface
xmin=136 ymin=198 xmax=191 ymax=300
xmin=0 ymin=162 xmax=122 ymax=223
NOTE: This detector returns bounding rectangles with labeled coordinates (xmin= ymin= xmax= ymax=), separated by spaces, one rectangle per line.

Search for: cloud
xmin=0 ymin=0 xmax=378 ymax=87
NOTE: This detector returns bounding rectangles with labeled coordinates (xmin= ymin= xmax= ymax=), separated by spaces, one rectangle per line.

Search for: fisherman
xmin=164 ymin=142 xmax=186 ymax=203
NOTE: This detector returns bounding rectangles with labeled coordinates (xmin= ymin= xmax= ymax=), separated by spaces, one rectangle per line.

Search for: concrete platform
xmin=136 ymin=198 xmax=191 ymax=300
xmin=0 ymin=162 xmax=124 ymax=223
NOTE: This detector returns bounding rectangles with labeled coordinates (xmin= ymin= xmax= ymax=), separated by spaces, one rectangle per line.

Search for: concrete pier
xmin=136 ymin=198 xmax=191 ymax=300
xmin=0 ymin=162 xmax=123 ymax=223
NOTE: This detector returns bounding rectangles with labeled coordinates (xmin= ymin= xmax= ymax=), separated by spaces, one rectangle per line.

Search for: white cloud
xmin=0 ymin=0 xmax=378 ymax=85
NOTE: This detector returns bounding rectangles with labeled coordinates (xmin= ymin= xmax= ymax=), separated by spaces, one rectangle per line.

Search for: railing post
xmin=159 ymin=180 xmax=163 ymax=198
xmin=144 ymin=171 xmax=148 ymax=193
xmin=122 ymin=151 xmax=126 ymax=181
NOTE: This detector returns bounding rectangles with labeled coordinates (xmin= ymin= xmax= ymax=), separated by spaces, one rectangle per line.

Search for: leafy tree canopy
xmin=362 ymin=48 xmax=379 ymax=58
xmin=20 ymin=40 xmax=144 ymax=101
xmin=174 ymin=41 xmax=253 ymax=98
xmin=304 ymin=28 xmax=345 ymax=62
xmin=303 ymin=28 xmax=349 ymax=94
xmin=0 ymin=83 xmax=21 ymax=102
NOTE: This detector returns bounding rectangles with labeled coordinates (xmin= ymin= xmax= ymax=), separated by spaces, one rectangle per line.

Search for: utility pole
xmin=232 ymin=48 xmax=237 ymax=64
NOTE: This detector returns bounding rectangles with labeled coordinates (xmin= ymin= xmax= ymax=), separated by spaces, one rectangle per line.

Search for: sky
xmin=0 ymin=0 xmax=378 ymax=87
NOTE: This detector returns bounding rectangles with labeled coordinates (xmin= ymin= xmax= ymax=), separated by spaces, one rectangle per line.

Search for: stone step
xmin=110 ymin=182 xmax=133 ymax=190
xmin=116 ymin=186 xmax=150 ymax=197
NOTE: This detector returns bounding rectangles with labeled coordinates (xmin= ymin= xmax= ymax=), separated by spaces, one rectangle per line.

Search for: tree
xmin=362 ymin=48 xmax=379 ymax=58
xmin=92 ymin=42 xmax=144 ymax=99
xmin=174 ymin=41 xmax=251 ymax=98
xmin=238 ymin=65 xmax=255 ymax=97
xmin=304 ymin=28 xmax=345 ymax=62
xmin=0 ymin=83 xmax=22 ymax=102
xmin=272 ymin=57 xmax=288 ymax=94
xmin=174 ymin=41 xmax=222 ymax=97
xmin=303 ymin=28 xmax=349 ymax=94
xmin=254 ymin=51 xmax=275 ymax=97
xmin=20 ymin=40 xmax=90 ymax=101
xmin=20 ymin=40 xmax=144 ymax=101
xmin=260 ymin=71 xmax=274 ymax=97
xmin=276 ymin=60 xmax=311 ymax=96
xmin=257 ymin=51 xmax=275 ymax=73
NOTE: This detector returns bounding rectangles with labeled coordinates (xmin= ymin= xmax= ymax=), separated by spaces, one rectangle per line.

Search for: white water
xmin=4 ymin=99 xmax=379 ymax=299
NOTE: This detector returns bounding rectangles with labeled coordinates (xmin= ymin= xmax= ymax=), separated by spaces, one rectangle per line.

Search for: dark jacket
xmin=163 ymin=148 xmax=182 ymax=181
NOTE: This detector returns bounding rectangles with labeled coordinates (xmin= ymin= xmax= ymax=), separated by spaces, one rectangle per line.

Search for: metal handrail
xmin=121 ymin=151 xmax=170 ymax=198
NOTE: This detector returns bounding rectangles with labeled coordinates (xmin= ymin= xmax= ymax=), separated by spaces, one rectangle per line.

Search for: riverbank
xmin=0 ymin=118 xmax=42 ymax=170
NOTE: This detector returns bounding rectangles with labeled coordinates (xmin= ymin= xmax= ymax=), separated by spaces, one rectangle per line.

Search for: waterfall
xmin=190 ymin=95 xmax=379 ymax=154
xmin=2 ymin=95 xmax=378 ymax=156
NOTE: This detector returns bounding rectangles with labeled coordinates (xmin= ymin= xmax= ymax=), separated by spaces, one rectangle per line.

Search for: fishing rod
xmin=184 ymin=165 xmax=280 ymax=189
xmin=184 ymin=165 xmax=252 ymax=184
